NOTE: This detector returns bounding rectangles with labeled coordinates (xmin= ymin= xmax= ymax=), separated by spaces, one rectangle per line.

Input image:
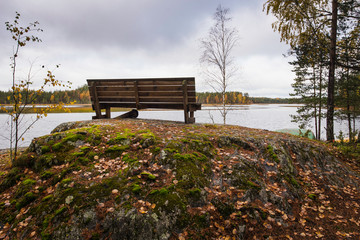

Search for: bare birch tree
xmin=200 ymin=5 xmax=239 ymax=124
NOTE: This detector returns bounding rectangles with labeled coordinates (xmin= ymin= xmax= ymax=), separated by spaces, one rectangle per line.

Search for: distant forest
xmin=0 ymin=85 xmax=293 ymax=105
xmin=0 ymin=84 xmax=90 ymax=104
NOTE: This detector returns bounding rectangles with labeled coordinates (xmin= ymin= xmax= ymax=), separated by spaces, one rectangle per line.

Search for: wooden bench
xmin=87 ymin=77 xmax=202 ymax=123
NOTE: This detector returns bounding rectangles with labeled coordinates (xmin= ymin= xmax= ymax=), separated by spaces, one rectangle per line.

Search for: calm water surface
xmin=0 ymin=104 xmax=354 ymax=149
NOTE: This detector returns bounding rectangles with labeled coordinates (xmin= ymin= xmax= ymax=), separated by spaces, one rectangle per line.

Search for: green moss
xmin=122 ymin=154 xmax=138 ymax=164
xmin=16 ymin=192 xmax=37 ymax=210
xmin=34 ymin=153 xmax=62 ymax=172
xmin=266 ymin=145 xmax=280 ymax=163
xmin=188 ymin=188 xmax=201 ymax=196
xmin=88 ymin=151 xmax=97 ymax=160
xmin=59 ymin=178 xmax=73 ymax=189
xmin=14 ymin=178 xmax=37 ymax=198
xmin=54 ymin=206 xmax=67 ymax=216
xmin=22 ymin=178 xmax=36 ymax=186
xmin=158 ymin=188 xmax=169 ymax=195
xmin=42 ymin=215 xmax=53 ymax=230
xmin=77 ymin=157 xmax=90 ymax=165
xmin=85 ymin=176 xmax=128 ymax=203
xmin=41 ymin=145 xmax=51 ymax=154
xmin=164 ymin=148 xmax=179 ymax=154
xmin=0 ymin=167 xmax=23 ymax=193
xmin=51 ymin=168 xmax=73 ymax=185
xmin=284 ymin=174 xmax=300 ymax=188
xmin=188 ymin=139 xmax=214 ymax=157
xmin=151 ymin=147 xmax=161 ymax=155
xmin=165 ymin=140 xmax=184 ymax=152
xmin=308 ymin=194 xmax=317 ymax=200
xmin=141 ymin=172 xmax=156 ymax=180
xmin=139 ymin=130 xmax=157 ymax=147
xmin=41 ymin=171 xmax=54 ymax=180
xmin=63 ymin=132 xmax=86 ymax=143
xmin=52 ymin=142 xmax=64 ymax=152
xmin=150 ymin=189 xmax=159 ymax=195
xmin=42 ymin=195 xmax=53 ymax=202
xmin=105 ymin=145 xmax=129 ymax=158
xmin=172 ymin=152 xmax=211 ymax=189
xmin=108 ymin=128 xmax=135 ymax=145
xmin=148 ymin=190 xmax=187 ymax=216
xmin=80 ymin=146 xmax=91 ymax=152
xmin=132 ymin=184 xmax=141 ymax=194
xmin=72 ymin=151 xmax=85 ymax=157
xmin=245 ymin=180 xmax=261 ymax=190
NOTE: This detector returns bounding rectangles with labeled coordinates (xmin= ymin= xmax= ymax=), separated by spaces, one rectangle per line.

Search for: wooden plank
xmin=140 ymin=97 xmax=196 ymax=103
xmin=88 ymin=77 xmax=194 ymax=83
xmin=138 ymin=91 xmax=196 ymax=97
xmin=98 ymin=96 xmax=136 ymax=102
xmin=137 ymin=85 xmax=195 ymax=92
xmin=92 ymin=96 xmax=198 ymax=104
xmin=95 ymin=97 xmax=197 ymax=104
xmin=137 ymin=80 xmax=195 ymax=86
xmin=97 ymin=86 xmax=135 ymax=92
xmin=97 ymin=91 xmax=135 ymax=97
xmin=96 ymin=85 xmax=194 ymax=92
xmin=88 ymin=80 xmax=195 ymax=87
xmin=99 ymin=102 xmax=201 ymax=110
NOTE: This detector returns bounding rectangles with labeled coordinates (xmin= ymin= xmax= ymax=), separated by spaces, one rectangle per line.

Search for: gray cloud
xmin=0 ymin=0 xmax=294 ymax=97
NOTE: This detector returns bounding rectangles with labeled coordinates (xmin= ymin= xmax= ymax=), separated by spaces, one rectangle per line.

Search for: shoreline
xmin=0 ymin=103 xmax=299 ymax=114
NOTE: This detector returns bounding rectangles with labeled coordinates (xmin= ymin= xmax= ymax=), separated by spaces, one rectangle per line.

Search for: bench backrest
xmin=87 ymin=77 xmax=198 ymax=110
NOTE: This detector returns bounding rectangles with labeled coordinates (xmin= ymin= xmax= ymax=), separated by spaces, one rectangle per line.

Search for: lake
xmin=0 ymin=104 xmax=354 ymax=149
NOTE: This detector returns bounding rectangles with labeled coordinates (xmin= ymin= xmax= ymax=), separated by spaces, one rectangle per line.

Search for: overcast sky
xmin=0 ymin=0 xmax=295 ymax=98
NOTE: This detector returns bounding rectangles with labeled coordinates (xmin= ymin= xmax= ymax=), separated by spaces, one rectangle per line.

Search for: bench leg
xmin=189 ymin=111 xmax=195 ymax=123
xmin=105 ymin=107 xmax=111 ymax=118
xmin=184 ymin=108 xmax=189 ymax=123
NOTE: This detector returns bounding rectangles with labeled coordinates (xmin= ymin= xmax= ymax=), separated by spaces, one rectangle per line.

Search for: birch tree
xmin=200 ymin=5 xmax=239 ymax=124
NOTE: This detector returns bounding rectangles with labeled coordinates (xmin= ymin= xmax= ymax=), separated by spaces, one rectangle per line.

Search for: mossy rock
xmin=225 ymin=162 xmax=262 ymax=190
xmin=16 ymin=192 xmax=37 ymax=210
xmin=105 ymin=145 xmax=130 ymax=158
xmin=266 ymin=144 xmax=280 ymax=163
xmin=0 ymin=167 xmax=23 ymax=193
xmin=172 ymin=153 xmax=211 ymax=189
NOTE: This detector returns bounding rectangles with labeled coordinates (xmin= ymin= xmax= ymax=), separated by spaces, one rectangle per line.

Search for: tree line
xmin=197 ymin=92 xmax=251 ymax=104
xmin=0 ymin=84 xmax=90 ymax=104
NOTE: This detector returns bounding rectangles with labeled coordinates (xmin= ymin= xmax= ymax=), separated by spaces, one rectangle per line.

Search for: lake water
xmin=0 ymin=104 xmax=355 ymax=149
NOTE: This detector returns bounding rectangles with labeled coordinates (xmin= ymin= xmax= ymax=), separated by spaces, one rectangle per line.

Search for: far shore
xmin=0 ymin=103 xmax=298 ymax=114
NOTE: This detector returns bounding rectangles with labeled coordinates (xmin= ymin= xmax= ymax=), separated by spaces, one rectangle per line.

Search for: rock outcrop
xmin=0 ymin=119 xmax=359 ymax=239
